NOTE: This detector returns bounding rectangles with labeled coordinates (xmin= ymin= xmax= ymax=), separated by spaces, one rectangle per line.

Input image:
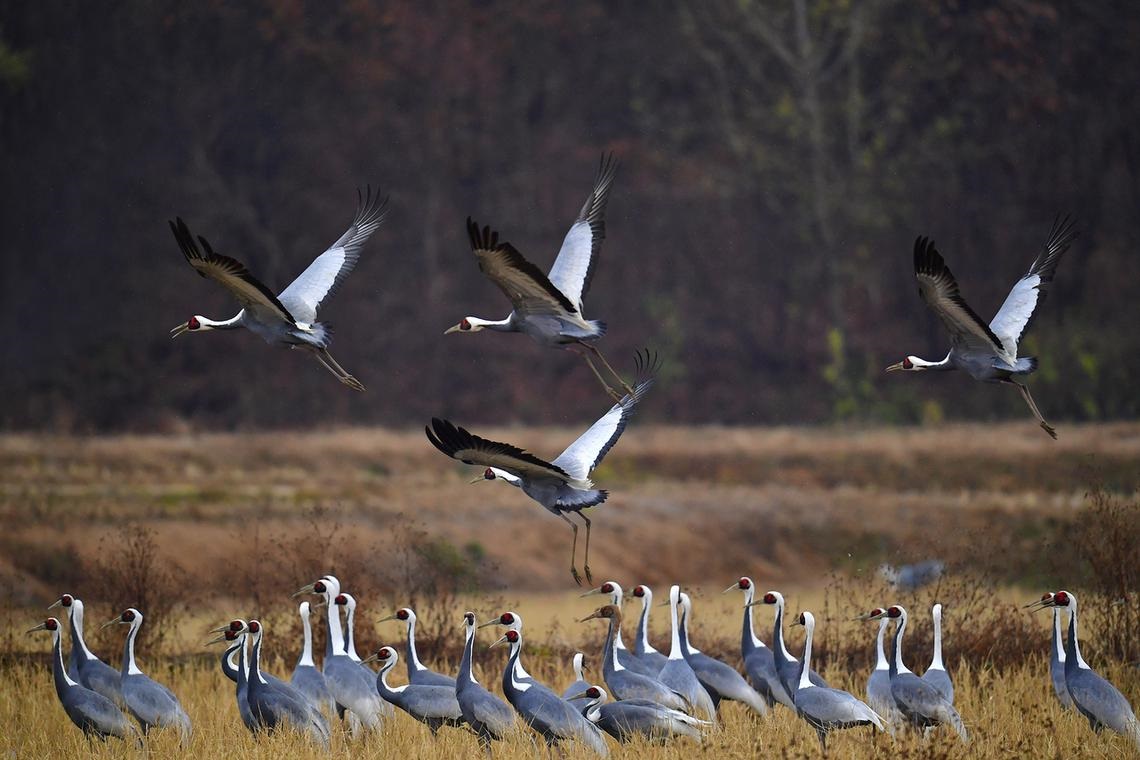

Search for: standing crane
xmin=630 ymin=585 xmax=669 ymax=674
xmin=444 ymin=154 xmax=631 ymax=399
xmin=457 ymin=611 xmax=516 ymax=751
xmin=207 ymin=626 xmax=256 ymax=732
xmin=854 ymin=607 xmax=899 ymax=735
xmin=426 ymin=352 xmax=656 ymax=585
xmin=169 ymin=188 xmax=387 ymax=391
xmin=378 ymin=606 xmax=456 ymax=686
xmin=886 ymin=216 xmax=1078 ymax=438
xmin=101 ymin=608 xmax=192 ymax=744
xmin=1033 ymin=591 xmax=1140 ymax=747
xmin=789 ymin=611 xmax=884 ymax=750
xmin=242 ymin=620 xmax=330 ymax=746
xmin=363 ymin=647 xmax=464 ymax=736
xmin=753 ymin=590 xmax=828 ymax=699
xmin=566 ymin=685 xmax=707 ymax=743
xmin=1023 ymin=592 xmax=1073 ymax=710
xmin=723 ymin=577 xmax=793 ymax=709
xmin=486 ymin=615 xmax=609 ymax=756
xmin=867 ymin=606 xmax=968 ymax=742
xmin=921 ymin=603 xmax=954 ymax=704
xmin=291 ymin=601 xmax=335 ymax=716
xmin=656 ymin=585 xmax=717 ymax=722
xmin=27 ymin=618 xmax=137 ymax=743
xmin=581 ymin=581 xmax=658 ymax=676
xmin=677 ymin=592 xmax=769 ymax=716
xmin=47 ymin=594 xmax=124 ymax=708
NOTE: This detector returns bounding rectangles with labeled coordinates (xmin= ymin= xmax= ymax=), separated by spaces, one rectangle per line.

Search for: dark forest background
xmin=1 ymin=1 xmax=1137 ymax=432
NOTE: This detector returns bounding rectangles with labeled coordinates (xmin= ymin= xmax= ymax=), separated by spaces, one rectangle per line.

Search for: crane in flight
xmin=426 ymin=351 xmax=656 ymax=584
xmin=444 ymin=155 xmax=631 ymax=399
xmin=887 ymin=216 xmax=1077 ymax=438
xmin=169 ymin=187 xmax=387 ymax=391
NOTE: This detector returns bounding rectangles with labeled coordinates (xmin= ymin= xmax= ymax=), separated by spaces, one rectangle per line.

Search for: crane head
xmin=47 ymin=593 xmax=74 ymax=610
xmin=444 ymin=317 xmax=483 ymax=335
xmin=852 ymin=607 xmax=886 ymax=621
xmin=723 ymin=577 xmax=752 ymax=594
xmin=1050 ymin=590 xmax=1073 ymax=608
xmin=170 ymin=316 xmax=205 ymax=339
xmin=489 ymin=629 xmax=519 ymax=649
xmin=462 ymin=611 xmax=476 ymax=628
xmin=565 ymin=685 xmax=607 ymax=703
xmin=26 ymin=618 xmax=60 ymax=634
xmin=885 ymin=356 xmax=924 ymax=372
xmin=1024 ymin=592 xmax=1055 ymax=610
xmin=578 ymin=604 xmax=621 ymax=623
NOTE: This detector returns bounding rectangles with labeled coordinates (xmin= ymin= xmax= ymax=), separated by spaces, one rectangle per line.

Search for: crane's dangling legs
xmin=568 ymin=347 xmax=623 ymax=401
xmin=312 ymin=348 xmax=366 ymax=392
xmin=574 ymin=511 xmax=594 ymax=585
xmin=558 ymin=512 xmax=583 ymax=586
xmin=1007 ymin=379 xmax=1056 ymax=439
xmin=583 ymin=342 xmax=636 ymax=396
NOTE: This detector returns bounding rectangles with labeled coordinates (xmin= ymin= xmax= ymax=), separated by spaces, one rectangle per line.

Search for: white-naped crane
xmin=168 ymin=187 xmax=387 ymax=391
xmin=567 ymin=685 xmax=708 ymax=743
xmin=753 ymin=590 xmax=829 ymax=699
xmin=723 ymin=577 xmax=793 ymax=710
xmin=677 ymin=592 xmax=769 ymax=717
xmin=887 ymin=216 xmax=1078 ymax=438
xmin=291 ymin=602 xmax=335 ymax=717
xmin=445 ymin=154 xmax=631 ymax=399
xmin=630 ymin=585 xmax=669 ymax=674
xmin=28 ymin=618 xmax=138 ymax=744
xmin=363 ymin=646 xmax=465 ymax=736
xmin=1023 ymin=592 xmax=1073 ymax=710
xmin=854 ymin=607 xmax=899 ymax=735
xmin=208 ymin=625 xmax=257 ymax=732
xmin=1033 ymin=591 xmax=1140 ymax=747
xmin=921 ymin=603 xmax=954 ymax=704
xmin=378 ymin=606 xmax=456 ymax=687
xmin=867 ymin=606 xmax=968 ymax=742
xmin=457 ymin=612 xmax=516 ymax=751
xmin=656 ymin=585 xmax=718 ymax=722
xmin=581 ymin=581 xmax=659 ymax=676
xmin=101 ymin=608 xmax=192 ymax=744
xmin=426 ymin=351 xmax=657 ymax=585
xmin=48 ymin=594 xmax=125 ymax=708
xmin=788 ymin=611 xmax=884 ymax=750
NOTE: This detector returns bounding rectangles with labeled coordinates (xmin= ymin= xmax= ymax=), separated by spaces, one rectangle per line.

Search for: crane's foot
xmin=341 ymin=375 xmax=366 ymax=392
xmin=1041 ymin=421 xmax=1057 ymax=440
xmin=583 ymin=563 xmax=594 ymax=585
xmin=570 ymin=566 xmax=583 ymax=586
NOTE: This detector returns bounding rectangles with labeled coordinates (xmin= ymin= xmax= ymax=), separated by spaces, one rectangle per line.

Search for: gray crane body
xmin=1048 ymin=606 xmax=1073 ymax=710
xmin=291 ymin=602 xmax=335 ymax=716
xmin=678 ymin=593 xmax=768 ymax=716
xmin=631 ymin=586 xmax=669 ymax=674
xmin=762 ymin=592 xmax=828 ymax=702
xmin=587 ymin=606 xmax=690 ymax=712
xmin=381 ymin=607 xmax=457 ymax=687
xmin=111 ymin=609 xmax=192 ymax=744
xmin=457 ymin=614 xmax=515 ymax=749
xmin=372 ymin=647 xmax=464 ymax=735
xmin=657 ymin=586 xmax=717 ymax=722
xmin=921 ymin=604 xmax=955 ymax=704
xmin=246 ymin=624 xmax=330 ymax=747
xmin=881 ymin=607 xmax=967 ymax=742
xmin=572 ymin=686 xmax=705 ymax=743
xmin=50 ymin=596 xmax=125 ymax=709
xmin=727 ymin=579 xmax=794 ymax=709
xmin=865 ymin=615 xmax=899 ymax=735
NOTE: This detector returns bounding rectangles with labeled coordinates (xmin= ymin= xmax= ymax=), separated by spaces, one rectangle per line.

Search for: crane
xmin=426 ymin=351 xmax=656 ymax=584
xmin=578 ymin=604 xmax=691 ymax=712
xmin=656 ymin=585 xmax=717 ymax=722
xmin=242 ymin=620 xmax=331 ymax=746
xmin=378 ymin=606 xmax=456 ymax=686
xmin=867 ymin=606 xmax=968 ymax=742
xmin=291 ymin=601 xmax=335 ymax=716
xmin=1033 ymin=591 xmax=1140 ymax=747
xmin=207 ymin=626 xmax=256 ymax=732
xmin=676 ymin=592 xmax=769 ymax=716
xmin=363 ymin=646 xmax=464 ymax=735
xmin=753 ymin=590 xmax=828 ymax=699
xmin=788 ymin=611 xmax=884 ymax=749
xmin=1023 ymin=592 xmax=1072 ymax=710
xmin=457 ymin=611 xmax=516 ymax=751
xmin=581 ymin=581 xmax=658 ymax=676
xmin=168 ymin=187 xmax=387 ymax=391
xmin=566 ymin=685 xmax=707 ymax=743
xmin=723 ymin=577 xmax=793 ymax=709
xmin=886 ymin=216 xmax=1078 ymax=438
xmin=630 ymin=585 xmax=669 ymax=674
xmin=47 ymin=594 xmax=124 ymax=708
xmin=444 ymin=154 xmax=631 ymax=399
xmin=27 ymin=618 xmax=137 ymax=744
xmin=486 ymin=615 xmax=609 ymax=756
xmin=853 ymin=607 xmax=899 ymax=735
xmin=562 ymin=653 xmax=594 ymax=709
xmin=333 ymin=590 xmax=397 ymax=697
xmin=101 ymin=608 xmax=192 ymax=744
xmin=921 ymin=603 xmax=954 ymax=704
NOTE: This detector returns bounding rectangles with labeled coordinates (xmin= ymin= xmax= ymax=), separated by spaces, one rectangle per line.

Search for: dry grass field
xmin=1 ymin=423 xmax=1139 ymax=757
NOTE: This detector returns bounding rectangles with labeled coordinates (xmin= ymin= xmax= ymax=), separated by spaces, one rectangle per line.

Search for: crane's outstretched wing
xmin=552 ymin=350 xmax=657 ymax=482
xmin=547 ymin=153 xmax=618 ymax=313
xmin=170 ymin=217 xmax=296 ymax=325
xmin=987 ymin=215 xmax=1077 ymax=359
xmin=913 ymin=237 xmax=1004 ymax=359
xmin=278 ymin=187 xmax=388 ymax=324
xmin=425 ymin=418 xmax=570 ymax=482
xmin=466 ymin=218 xmax=578 ymax=317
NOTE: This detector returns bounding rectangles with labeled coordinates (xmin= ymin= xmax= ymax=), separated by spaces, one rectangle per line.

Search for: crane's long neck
xmin=605 ymin=617 xmax=624 ymax=672
xmin=199 ymin=313 xmax=244 ymax=330
xmin=236 ymin=635 xmax=249 ymax=692
xmin=1065 ymin=602 xmax=1090 ymax=670
xmin=69 ymin=601 xmax=97 ymax=662
xmin=250 ymin=630 xmax=268 ymax=686
xmin=668 ymin=593 xmax=684 ymax=660
xmin=636 ymin=591 xmax=658 ymax=655
xmin=405 ymin=616 xmax=427 ymax=673
xmin=459 ymin=624 xmax=477 ymax=686
xmin=344 ymin=603 xmax=361 ymax=660
xmin=798 ymin=621 xmax=816 ymax=690
xmin=471 ymin=316 xmax=515 ymax=332
xmin=679 ymin=597 xmax=701 ymax=655
xmin=504 ymin=638 xmax=531 ymax=694
xmin=377 ymin=659 xmax=406 ymax=698
xmin=890 ymin=616 xmax=911 ymax=676
xmin=222 ymin=639 xmax=241 ymax=683
xmin=929 ymin=607 xmax=945 ymax=671
xmin=324 ymin=593 xmax=346 ymax=657
xmin=1051 ymin=608 xmax=1065 ymax=664
xmin=297 ymin=606 xmax=316 ymax=668
xmin=121 ymin=619 xmax=143 ymax=676
xmin=912 ymin=353 xmax=954 ymax=370
xmin=741 ymin=587 xmax=764 ymax=654
xmin=50 ymin=628 xmax=79 ymax=702
xmin=773 ymin=599 xmax=793 ymax=660
xmin=874 ymin=618 xmax=889 ymax=671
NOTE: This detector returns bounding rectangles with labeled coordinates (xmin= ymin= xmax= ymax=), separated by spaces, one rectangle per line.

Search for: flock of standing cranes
xmin=26 ymin=579 xmax=1140 ymax=753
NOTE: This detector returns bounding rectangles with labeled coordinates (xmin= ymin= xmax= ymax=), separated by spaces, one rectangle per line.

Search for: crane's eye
xmin=464 ymin=613 xmax=475 ymax=623
xmin=483 ymin=468 xmax=496 ymax=480
xmin=313 ymin=581 xmax=326 ymax=593
xmin=902 ymin=357 xmax=912 ymax=369
xmin=122 ymin=610 xmax=135 ymax=622
xmin=335 ymin=595 xmax=347 ymax=605
xmin=501 ymin=613 xmax=514 ymax=624
xmin=1041 ymin=592 xmax=1053 ymax=602
xmin=601 ymin=583 xmax=614 ymax=593
xmin=460 ymin=319 xmax=471 ymax=331
xmin=798 ymin=613 xmax=806 ymax=625
xmin=397 ymin=609 xmax=409 ymax=620
xmin=249 ymin=621 xmax=260 ymax=632
xmin=739 ymin=578 xmax=750 ymax=589
xmin=633 ymin=586 xmax=644 ymax=597
xmin=888 ymin=607 xmax=901 ymax=617
xmin=506 ymin=630 xmax=519 ymax=642
xmin=587 ymin=687 xmax=600 ymax=698
xmin=188 ymin=316 xmax=200 ymax=330
xmin=763 ymin=593 xmax=776 ymax=604
xmin=226 ymin=631 xmax=238 ymax=641
xmin=61 ymin=594 xmax=73 ymax=606
xmin=46 ymin=618 xmax=58 ymax=630
xmin=228 ymin=620 xmax=242 ymax=631
xmin=871 ymin=608 xmax=884 ymax=616
xmin=1054 ymin=592 xmax=1069 ymax=605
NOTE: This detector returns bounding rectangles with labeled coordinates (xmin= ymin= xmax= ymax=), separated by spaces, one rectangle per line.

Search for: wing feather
xmin=547 ymin=153 xmax=618 ymax=313
xmin=425 ymin=418 xmax=570 ymax=482
xmin=278 ymin=188 xmax=388 ymax=323
xmin=170 ymin=217 xmax=296 ymax=325
xmin=466 ymin=218 xmax=577 ymax=316
xmin=913 ymin=237 xmax=1004 ymax=358
xmin=988 ymin=215 xmax=1077 ymax=357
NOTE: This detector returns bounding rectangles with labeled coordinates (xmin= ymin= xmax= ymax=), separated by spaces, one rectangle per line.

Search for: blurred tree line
xmin=1 ymin=0 xmax=1137 ymax=431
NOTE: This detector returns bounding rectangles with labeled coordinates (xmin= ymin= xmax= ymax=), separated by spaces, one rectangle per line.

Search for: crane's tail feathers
xmin=589 ymin=319 xmax=607 ymax=338
xmin=1016 ymin=356 xmax=1038 ymax=374
xmin=307 ymin=322 xmax=332 ymax=348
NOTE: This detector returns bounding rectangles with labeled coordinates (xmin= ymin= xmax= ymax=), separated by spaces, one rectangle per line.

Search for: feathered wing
xmin=170 ymin=217 xmax=296 ymax=325
xmin=278 ymin=188 xmax=388 ymax=324
xmin=547 ymin=153 xmax=618 ymax=313
xmin=913 ymin=237 xmax=1006 ymax=360
xmin=425 ymin=418 xmax=570 ymax=482
xmin=552 ymin=354 xmax=657 ymax=482
xmin=466 ymin=218 xmax=578 ymax=317
xmin=988 ymin=215 xmax=1077 ymax=359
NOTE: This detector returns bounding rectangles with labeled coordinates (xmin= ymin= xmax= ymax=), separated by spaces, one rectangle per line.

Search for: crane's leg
xmin=1008 ymin=380 xmax=1056 ymax=439
xmin=574 ymin=511 xmax=595 ymax=585
xmin=558 ymin=512 xmax=583 ymax=585
xmin=313 ymin=349 xmax=366 ymax=392
xmin=583 ymin=342 xmax=636 ymax=395
xmin=569 ymin=347 xmax=623 ymax=401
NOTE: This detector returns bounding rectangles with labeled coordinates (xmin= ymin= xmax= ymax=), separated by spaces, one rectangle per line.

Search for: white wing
xmin=278 ymin=188 xmax=388 ymax=323
xmin=988 ymin=215 xmax=1077 ymax=358
xmin=553 ymin=359 xmax=655 ymax=482
xmin=913 ymin=236 xmax=1006 ymax=360
xmin=547 ymin=154 xmax=618 ymax=314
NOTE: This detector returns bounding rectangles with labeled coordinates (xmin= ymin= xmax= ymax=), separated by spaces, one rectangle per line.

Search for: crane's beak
xmin=444 ymin=324 xmax=463 ymax=335
xmin=578 ymin=610 xmax=604 ymax=623
xmin=47 ymin=598 xmax=64 ymax=610
xmin=377 ymin=614 xmax=398 ymax=623
xmin=579 ymin=587 xmax=603 ymax=598
xmin=865 ymin=610 xmax=888 ymax=621
xmin=292 ymin=583 xmax=317 ymax=598
xmin=885 ymin=361 xmax=905 ymax=372
xmin=361 ymin=653 xmax=380 ymax=665
xmin=721 ymin=584 xmax=740 ymax=594
xmin=851 ymin=611 xmax=878 ymax=621
xmin=564 ymin=690 xmax=592 ymax=702
xmin=469 ymin=475 xmax=488 ymax=484
xmin=170 ymin=322 xmax=190 ymax=339
xmin=1024 ymin=599 xmax=1053 ymax=612
xmin=790 ymin=618 xmax=803 ymax=628
xmin=489 ymin=634 xmax=509 ymax=649
xmin=477 ymin=619 xmax=500 ymax=629
xmin=26 ymin=621 xmax=50 ymax=634
xmin=204 ymin=632 xmax=231 ymax=646
xmin=100 ymin=618 xmax=123 ymax=630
